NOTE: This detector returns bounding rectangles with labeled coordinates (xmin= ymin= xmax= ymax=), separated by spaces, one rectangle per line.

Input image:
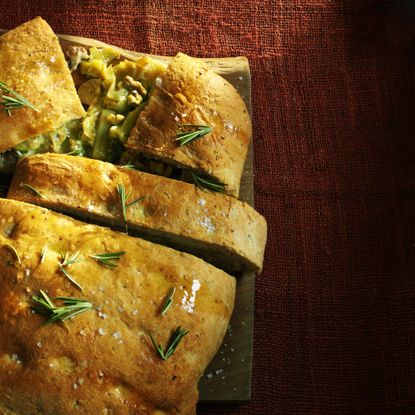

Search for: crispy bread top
xmin=0 ymin=17 xmax=85 ymax=152
xmin=0 ymin=198 xmax=235 ymax=415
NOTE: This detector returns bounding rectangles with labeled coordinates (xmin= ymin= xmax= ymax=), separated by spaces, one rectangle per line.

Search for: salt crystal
xmin=98 ymin=328 xmax=105 ymax=336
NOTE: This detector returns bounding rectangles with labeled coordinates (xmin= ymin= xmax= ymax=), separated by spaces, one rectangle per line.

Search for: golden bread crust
xmin=126 ymin=53 xmax=252 ymax=198
xmin=0 ymin=17 xmax=85 ymax=152
xmin=0 ymin=198 xmax=235 ymax=415
xmin=8 ymin=154 xmax=267 ymax=272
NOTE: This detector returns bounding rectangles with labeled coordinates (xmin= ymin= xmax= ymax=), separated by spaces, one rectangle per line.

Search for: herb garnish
xmin=90 ymin=251 xmax=126 ymax=268
xmin=116 ymin=183 xmax=146 ymax=233
xmin=191 ymin=172 xmax=226 ymax=193
xmin=3 ymin=243 xmax=21 ymax=264
xmin=21 ymin=183 xmax=43 ymax=198
xmin=121 ymin=163 xmax=142 ymax=170
xmin=59 ymin=251 xmax=83 ymax=291
xmin=161 ymin=287 xmax=176 ymax=316
xmin=176 ymin=124 xmax=212 ymax=146
xmin=0 ymin=81 xmax=37 ymax=116
xmin=116 ymin=184 xmax=128 ymax=233
xmin=32 ymin=290 xmax=92 ymax=324
xmin=149 ymin=326 xmax=189 ymax=360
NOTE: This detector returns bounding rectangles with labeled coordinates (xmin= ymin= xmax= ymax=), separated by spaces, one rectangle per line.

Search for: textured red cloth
xmin=1 ymin=1 xmax=414 ymax=414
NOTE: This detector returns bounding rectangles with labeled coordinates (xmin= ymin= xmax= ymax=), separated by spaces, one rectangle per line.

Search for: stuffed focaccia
xmin=0 ymin=20 xmax=167 ymax=174
xmin=0 ymin=198 xmax=235 ymax=415
xmin=8 ymin=153 xmax=267 ymax=273
xmin=0 ymin=17 xmax=85 ymax=154
xmin=126 ymin=53 xmax=252 ymax=198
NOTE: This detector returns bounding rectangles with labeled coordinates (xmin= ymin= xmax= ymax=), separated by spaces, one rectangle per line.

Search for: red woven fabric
xmin=1 ymin=1 xmax=414 ymax=414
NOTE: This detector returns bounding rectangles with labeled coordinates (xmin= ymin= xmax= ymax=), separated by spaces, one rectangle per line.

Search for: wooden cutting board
xmin=1 ymin=30 xmax=255 ymax=403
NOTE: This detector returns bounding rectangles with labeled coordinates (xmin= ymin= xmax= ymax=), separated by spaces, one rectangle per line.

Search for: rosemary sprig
xmin=116 ymin=183 xmax=146 ymax=233
xmin=32 ymin=290 xmax=92 ymax=324
xmin=191 ymin=172 xmax=226 ymax=193
xmin=20 ymin=183 xmax=43 ymax=198
xmin=90 ymin=251 xmax=126 ymax=268
xmin=116 ymin=184 xmax=128 ymax=233
xmin=3 ymin=243 xmax=21 ymax=264
xmin=176 ymin=124 xmax=212 ymax=146
xmin=149 ymin=326 xmax=189 ymax=360
xmin=0 ymin=81 xmax=37 ymax=116
xmin=59 ymin=251 xmax=83 ymax=291
xmin=161 ymin=287 xmax=176 ymax=316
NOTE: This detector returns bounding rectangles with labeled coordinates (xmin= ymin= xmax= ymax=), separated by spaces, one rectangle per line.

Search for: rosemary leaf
xmin=32 ymin=290 xmax=92 ymax=324
xmin=20 ymin=183 xmax=43 ymax=198
xmin=59 ymin=265 xmax=84 ymax=292
xmin=40 ymin=247 xmax=47 ymax=264
xmin=3 ymin=243 xmax=21 ymax=264
xmin=116 ymin=183 xmax=128 ymax=233
xmin=90 ymin=251 xmax=126 ymax=268
xmin=149 ymin=326 xmax=189 ymax=360
xmin=59 ymin=251 xmax=83 ymax=291
xmin=161 ymin=287 xmax=176 ymax=316
xmin=116 ymin=183 xmax=146 ymax=232
xmin=176 ymin=124 xmax=212 ymax=146
xmin=191 ymin=172 xmax=225 ymax=193
xmin=126 ymin=195 xmax=146 ymax=208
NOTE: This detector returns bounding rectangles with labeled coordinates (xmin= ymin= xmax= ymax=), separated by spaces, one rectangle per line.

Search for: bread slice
xmin=8 ymin=153 xmax=267 ymax=273
xmin=0 ymin=17 xmax=85 ymax=153
xmin=0 ymin=198 xmax=235 ymax=415
xmin=126 ymin=53 xmax=252 ymax=198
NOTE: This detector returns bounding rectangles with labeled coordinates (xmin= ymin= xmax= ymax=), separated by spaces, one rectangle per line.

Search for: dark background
xmin=1 ymin=1 xmax=414 ymax=414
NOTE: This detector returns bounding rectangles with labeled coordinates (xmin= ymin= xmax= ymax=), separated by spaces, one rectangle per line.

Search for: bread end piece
xmin=0 ymin=17 xmax=85 ymax=153
xmin=126 ymin=53 xmax=252 ymax=198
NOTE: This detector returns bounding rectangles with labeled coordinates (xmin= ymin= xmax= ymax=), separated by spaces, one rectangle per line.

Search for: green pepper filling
xmin=0 ymin=47 xmax=167 ymax=173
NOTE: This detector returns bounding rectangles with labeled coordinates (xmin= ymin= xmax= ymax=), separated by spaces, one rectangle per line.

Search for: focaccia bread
xmin=126 ymin=53 xmax=252 ymax=198
xmin=8 ymin=153 xmax=267 ymax=273
xmin=0 ymin=198 xmax=235 ymax=415
xmin=0 ymin=17 xmax=85 ymax=153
